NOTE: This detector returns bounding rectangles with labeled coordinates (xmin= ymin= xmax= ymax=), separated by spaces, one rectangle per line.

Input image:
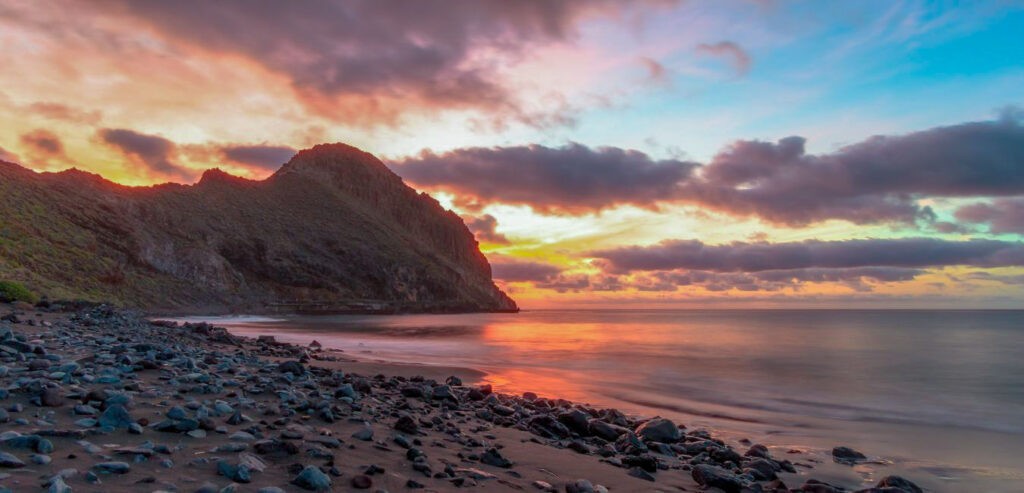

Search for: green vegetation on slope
xmin=0 ymin=280 xmax=38 ymax=303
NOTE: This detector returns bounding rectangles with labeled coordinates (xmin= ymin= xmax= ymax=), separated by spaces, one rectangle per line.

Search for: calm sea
xmin=175 ymin=309 xmax=1024 ymax=492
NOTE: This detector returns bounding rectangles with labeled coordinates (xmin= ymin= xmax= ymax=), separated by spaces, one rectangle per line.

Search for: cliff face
xmin=0 ymin=144 xmax=517 ymax=313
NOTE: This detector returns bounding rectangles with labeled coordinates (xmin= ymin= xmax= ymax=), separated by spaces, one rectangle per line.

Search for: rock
xmin=802 ymin=478 xmax=844 ymax=493
xmin=743 ymin=458 xmax=778 ymax=480
xmin=565 ymin=479 xmax=595 ymax=493
xmin=876 ymin=475 xmax=923 ymax=493
xmin=217 ymin=461 xmax=252 ymax=483
xmin=691 ymin=464 xmax=743 ymax=493
xmin=351 ymin=426 xmax=373 ymax=441
xmin=745 ymin=443 xmax=771 ymax=459
xmin=292 ymin=465 xmax=332 ymax=491
xmin=351 ymin=474 xmax=373 ymax=489
xmin=454 ymin=467 xmax=497 ymax=480
xmin=446 ymin=375 xmax=463 ymax=386
xmin=480 ymin=448 xmax=513 ymax=468
xmin=0 ymin=452 xmax=25 ymax=468
xmin=832 ymin=446 xmax=867 ymax=464
xmin=253 ymin=439 xmax=298 ymax=457
xmin=98 ymin=404 xmax=133 ymax=429
xmin=557 ymin=410 xmax=590 ymax=434
xmin=634 ymin=417 xmax=681 ymax=443
xmin=48 ymin=475 xmax=72 ymax=493
xmin=92 ymin=461 xmax=131 ymax=474
xmin=587 ymin=419 xmax=628 ymax=441
xmin=628 ymin=466 xmax=656 ymax=481
xmin=278 ymin=361 xmax=305 ymax=375
xmin=40 ymin=387 xmax=64 ymax=407
xmin=533 ymin=480 xmax=556 ymax=491
xmin=394 ymin=415 xmax=419 ymax=434
xmin=28 ymin=359 xmax=50 ymax=370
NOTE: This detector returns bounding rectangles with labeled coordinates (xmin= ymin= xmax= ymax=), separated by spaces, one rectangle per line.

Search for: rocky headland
xmin=0 ymin=144 xmax=515 ymax=314
xmin=0 ymin=301 xmax=926 ymax=492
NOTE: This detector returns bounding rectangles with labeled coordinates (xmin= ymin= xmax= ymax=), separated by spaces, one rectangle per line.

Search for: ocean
xmin=176 ymin=309 xmax=1024 ymax=492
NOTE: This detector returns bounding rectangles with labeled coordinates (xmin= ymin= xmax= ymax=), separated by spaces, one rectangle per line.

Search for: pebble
xmin=292 ymin=465 xmax=332 ymax=491
xmin=0 ymin=305 xmax=930 ymax=493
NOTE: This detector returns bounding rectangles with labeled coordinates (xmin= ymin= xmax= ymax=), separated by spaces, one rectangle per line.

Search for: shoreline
xmin=0 ymin=302 xmax=929 ymax=492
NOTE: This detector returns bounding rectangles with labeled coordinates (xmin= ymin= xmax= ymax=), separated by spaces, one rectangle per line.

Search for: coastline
xmin=0 ymin=302 xmax=929 ymax=492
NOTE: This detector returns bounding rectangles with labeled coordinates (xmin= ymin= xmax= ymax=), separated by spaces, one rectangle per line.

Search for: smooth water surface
xmin=176 ymin=309 xmax=1024 ymax=491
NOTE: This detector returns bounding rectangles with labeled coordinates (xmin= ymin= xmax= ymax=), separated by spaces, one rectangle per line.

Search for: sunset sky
xmin=2 ymin=1 xmax=1023 ymax=308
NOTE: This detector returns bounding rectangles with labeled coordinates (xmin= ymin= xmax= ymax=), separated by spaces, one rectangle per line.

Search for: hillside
xmin=0 ymin=143 xmax=517 ymax=313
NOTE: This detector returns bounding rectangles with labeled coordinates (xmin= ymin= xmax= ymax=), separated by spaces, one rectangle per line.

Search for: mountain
xmin=0 ymin=143 xmax=517 ymax=313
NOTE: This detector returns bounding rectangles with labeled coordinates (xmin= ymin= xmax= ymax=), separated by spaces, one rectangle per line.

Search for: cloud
xmin=98 ymin=128 xmax=195 ymax=181
xmin=100 ymin=0 xmax=674 ymax=126
xmin=220 ymin=145 xmax=296 ymax=170
xmin=955 ymin=198 xmax=1024 ymax=234
xmin=535 ymin=273 xmax=591 ymax=292
xmin=388 ymin=115 xmax=1024 ymax=225
xmin=590 ymin=237 xmax=1024 ymax=273
xmin=488 ymin=255 xmax=563 ymax=282
xmin=696 ymin=41 xmax=752 ymax=76
xmin=639 ymin=56 xmax=670 ymax=86
xmin=20 ymin=129 xmax=64 ymax=156
xmin=465 ymin=214 xmax=510 ymax=244
xmin=391 ymin=143 xmax=698 ymax=213
xmin=688 ymin=116 xmax=1024 ymax=225
xmin=964 ymin=271 xmax=1024 ymax=285
xmin=26 ymin=102 xmax=102 ymax=124
xmin=623 ymin=267 xmax=923 ymax=293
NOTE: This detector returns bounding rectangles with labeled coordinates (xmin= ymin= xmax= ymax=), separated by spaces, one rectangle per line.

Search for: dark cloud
xmin=221 ymin=145 xmax=296 ymax=170
xmin=488 ymin=255 xmax=563 ymax=282
xmin=619 ymin=267 xmax=921 ymax=293
xmin=391 ymin=143 xmax=698 ymax=213
xmin=535 ymin=273 xmax=591 ymax=293
xmin=20 ymin=129 xmax=64 ymax=156
xmin=98 ymin=128 xmax=194 ymax=180
xmin=388 ymin=115 xmax=1024 ymax=226
xmin=689 ymin=117 xmax=1024 ymax=225
xmin=102 ymin=0 xmax=674 ymax=124
xmin=955 ymin=198 xmax=1024 ymax=234
xmin=590 ymin=238 xmax=1024 ymax=273
xmin=964 ymin=271 xmax=1024 ymax=285
xmin=696 ymin=41 xmax=752 ymax=76
xmin=465 ymin=214 xmax=510 ymax=244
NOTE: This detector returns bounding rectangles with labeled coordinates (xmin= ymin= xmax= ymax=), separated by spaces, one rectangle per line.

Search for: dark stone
xmin=278 ymin=361 xmax=305 ymax=376
xmin=832 ymin=446 xmax=867 ymax=465
xmin=98 ymin=404 xmax=133 ymax=429
xmin=587 ymin=419 xmax=627 ymax=441
xmin=480 ymin=448 xmax=513 ymax=468
xmin=394 ymin=415 xmax=419 ymax=434
xmin=634 ymin=417 xmax=681 ymax=443
xmin=628 ymin=467 xmax=656 ymax=482
xmin=92 ymin=461 xmax=131 ymax=474
xmin=40 ymin=387 xmax=64 ymax=407
xmin=351 ymin=474 xmax=373 ymax=489
xmin=557 ymin=409 xmax=590 ymax=435
xmin=876 ymin=475 xmax=923 ymax=493
xmin=254 ymin=439 xmax=299 ymax=457
xmin=292 ymin=465 xmax=332 ymax=491
xmin=0 ymin=451 xmax=25 ymax=468
xmin=691 ymin=464 xmax=743 ymax=493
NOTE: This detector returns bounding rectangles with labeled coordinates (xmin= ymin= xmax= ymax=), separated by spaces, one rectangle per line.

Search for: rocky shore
xmin=0 ymin=302 xmax=924 ymax=492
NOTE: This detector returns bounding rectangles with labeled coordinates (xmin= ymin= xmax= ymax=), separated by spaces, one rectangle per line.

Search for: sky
xmin=2 ymin=0 xmax=1023 ymax=308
